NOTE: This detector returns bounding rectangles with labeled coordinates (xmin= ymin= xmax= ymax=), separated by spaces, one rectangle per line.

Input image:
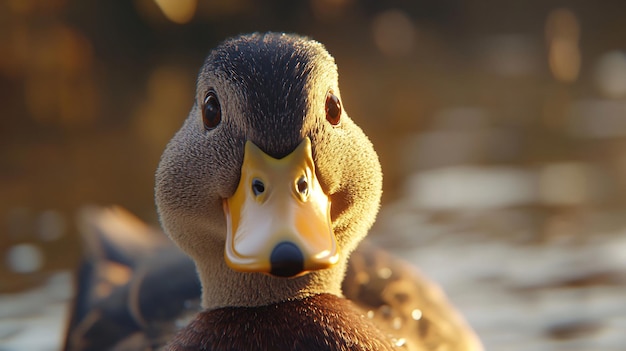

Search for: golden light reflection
xmin=94 ymin=262 xmax=132 ymax=299
xmin=23 ymin=24 xmax=97 ymax=127
xmin=153 ymin=0 xmax=197 ymax=24
xmin=546 ymin=8 xmax=581 ymax=83
xmin=0 ymin=0 xmax=98 ymax=127
xmin=132 ymin=65 xmax=194 ymax=148
xmin=0 ymin=6 xmax=98 ymax=128
xmin=371 ymin=9 xmax=416 ymax=58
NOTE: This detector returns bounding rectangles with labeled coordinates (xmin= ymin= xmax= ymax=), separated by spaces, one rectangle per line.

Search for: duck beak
xmin=223 ymin=137 xmax=338 ymax=277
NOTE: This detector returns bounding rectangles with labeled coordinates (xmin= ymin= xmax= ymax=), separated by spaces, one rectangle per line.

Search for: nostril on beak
xmin=296 ymin=176 xmax=308 ymax=197
xmin=252 ymin=178 xmax=265 ymax=196
xmin=270 ymin=242 xmax=304 ymax=277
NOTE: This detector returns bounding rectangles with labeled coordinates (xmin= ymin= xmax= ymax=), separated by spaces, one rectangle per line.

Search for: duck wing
xmin=344 ymin=241 xmax=483 ymax=350
xmin=63 ymin=206 xmax=200 ymax=351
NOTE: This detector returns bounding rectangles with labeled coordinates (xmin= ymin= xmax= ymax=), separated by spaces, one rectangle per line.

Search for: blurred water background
xmin=1 ymin=1 xmax=626 ymax=350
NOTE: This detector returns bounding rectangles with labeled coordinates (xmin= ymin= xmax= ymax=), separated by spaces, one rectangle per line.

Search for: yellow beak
xmin=223 ymin=137 xmax=338 ymax=277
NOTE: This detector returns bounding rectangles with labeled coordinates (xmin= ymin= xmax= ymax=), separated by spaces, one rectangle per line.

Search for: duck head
xmin=155 ymin=33 xmax=382 ymax=309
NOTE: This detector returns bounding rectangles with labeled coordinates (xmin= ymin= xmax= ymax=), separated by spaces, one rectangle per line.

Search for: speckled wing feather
xmin=343 ymin=242 xmax=483 ymax=351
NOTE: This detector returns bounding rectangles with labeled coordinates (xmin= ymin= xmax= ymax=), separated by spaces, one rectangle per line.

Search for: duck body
xmin=65 ymin=32 xmax=482 ymax=351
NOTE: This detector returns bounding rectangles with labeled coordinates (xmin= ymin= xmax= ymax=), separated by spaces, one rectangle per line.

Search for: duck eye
xmin=325 ymin=92 xmax=341 ymax=126
xmin=202 ymin=90 xmax=221 ymax=130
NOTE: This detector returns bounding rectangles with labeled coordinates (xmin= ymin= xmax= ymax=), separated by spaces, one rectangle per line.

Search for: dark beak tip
xmin=270 ymin=242 xmax=305 ymax=277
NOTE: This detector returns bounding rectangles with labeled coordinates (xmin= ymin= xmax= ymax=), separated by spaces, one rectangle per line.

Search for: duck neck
xmin=195 ymin=249 xmax=347 ymax=310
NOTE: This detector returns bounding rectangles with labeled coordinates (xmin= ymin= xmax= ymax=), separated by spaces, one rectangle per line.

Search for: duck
xmin=64 ymin=32 xmax=483 ymax=351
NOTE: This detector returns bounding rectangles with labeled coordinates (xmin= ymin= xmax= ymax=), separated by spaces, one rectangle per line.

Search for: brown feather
xmin=164 ymin=294 xmax=397 ymax=351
